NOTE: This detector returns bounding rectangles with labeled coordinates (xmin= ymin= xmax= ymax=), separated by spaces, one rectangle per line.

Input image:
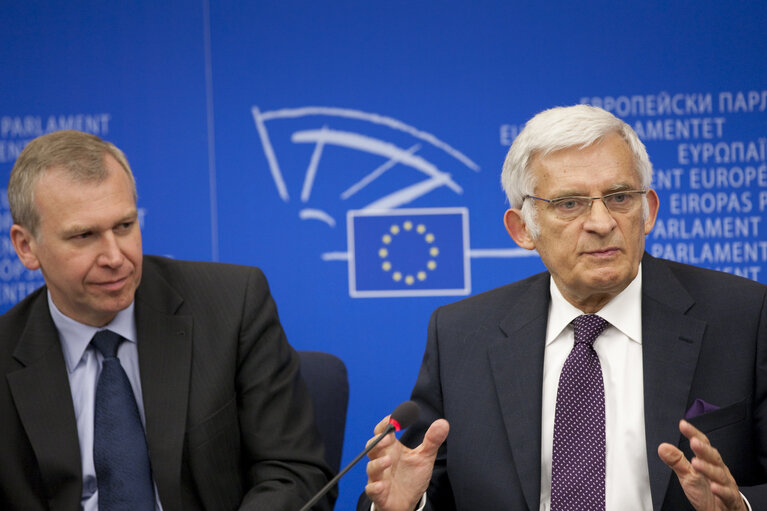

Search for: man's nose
xmin=97 ymin=232 xmax=124 ymax=267
xmin=582 ymin=199 xmax=617 ymax=233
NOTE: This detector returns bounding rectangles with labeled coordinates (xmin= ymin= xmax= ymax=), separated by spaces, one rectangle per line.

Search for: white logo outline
xmin=251 ymin=105 xmax=537 ymax=298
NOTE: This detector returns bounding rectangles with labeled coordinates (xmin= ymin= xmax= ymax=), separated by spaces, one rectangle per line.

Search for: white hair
xmin=500 ymin=104 xmax=652 ymax=238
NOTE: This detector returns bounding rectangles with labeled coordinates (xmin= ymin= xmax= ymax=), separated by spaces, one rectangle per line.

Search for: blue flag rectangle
xmin=347 ymin=208 xmax=470 ymax=297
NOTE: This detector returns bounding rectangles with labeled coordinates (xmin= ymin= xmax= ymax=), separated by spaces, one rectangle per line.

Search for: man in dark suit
xmin=359 ymin=105 xmax=767 ymax=510
xmin=0 ymin=130 xmax=334 ymax=510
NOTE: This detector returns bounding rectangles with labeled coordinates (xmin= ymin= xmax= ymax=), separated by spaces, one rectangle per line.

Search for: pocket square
xmin=684 ymin=398 xmax=720 ymax=419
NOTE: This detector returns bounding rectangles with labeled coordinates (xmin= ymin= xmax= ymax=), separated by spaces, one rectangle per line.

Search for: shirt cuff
xmin=370 ymin=493 xmax=426 ymax=511
xmin=741 ymin=491 xmax=752 ymax=511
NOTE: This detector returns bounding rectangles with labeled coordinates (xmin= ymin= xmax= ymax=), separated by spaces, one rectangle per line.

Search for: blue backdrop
xmin=2 ymin=2 xmax=766 ymax=508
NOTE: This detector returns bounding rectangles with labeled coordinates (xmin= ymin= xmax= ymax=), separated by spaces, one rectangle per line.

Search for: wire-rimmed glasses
xmin=523 ymin=190 xmax=647 ymax=221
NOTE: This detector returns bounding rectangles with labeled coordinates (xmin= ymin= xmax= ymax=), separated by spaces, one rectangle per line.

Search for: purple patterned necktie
xmin=551 ymin=314 xmax=608 ymax=511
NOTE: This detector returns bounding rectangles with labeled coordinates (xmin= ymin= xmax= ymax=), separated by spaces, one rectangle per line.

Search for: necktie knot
xmin=571 ymin=314 xmax=608 ymax=347
xmin=91 ymin=330 xmax=123 ymax=359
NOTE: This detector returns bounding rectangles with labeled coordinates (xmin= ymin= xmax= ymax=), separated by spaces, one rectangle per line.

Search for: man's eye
xmin=556 ymin=199 xmax=581 ymax=210
xmin=116 ymin=222 xmax=134 ymax=232
xmin=73 ymin=232 xmax=92 ymax=240
xmin=609 ymin=193 xmax=628 ymax=203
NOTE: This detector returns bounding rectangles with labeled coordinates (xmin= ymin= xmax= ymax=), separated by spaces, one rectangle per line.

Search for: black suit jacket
xmin=0 ymin=255 xmax=334 ymax=510
xmin=359 ymin=253 xmax=767 ymax=510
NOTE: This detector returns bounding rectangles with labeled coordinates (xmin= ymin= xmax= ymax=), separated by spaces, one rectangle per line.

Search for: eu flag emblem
xmin=347 ymin=208 xmax=470 ymax=297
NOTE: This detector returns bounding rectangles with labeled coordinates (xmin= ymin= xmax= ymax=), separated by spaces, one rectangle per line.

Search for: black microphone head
xmin=388 ymin=400 xmax=420 ymax=431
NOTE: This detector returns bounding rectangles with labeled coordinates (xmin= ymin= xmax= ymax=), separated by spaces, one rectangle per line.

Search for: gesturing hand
xmin=658 ymin=420 xmax=746 ymax=511
xmin=364 ymin=417 xmax=449 ymax=511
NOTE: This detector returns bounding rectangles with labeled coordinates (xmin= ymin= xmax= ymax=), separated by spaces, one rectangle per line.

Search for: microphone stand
xmin=298 ymin=423 xmax=396 ymax=511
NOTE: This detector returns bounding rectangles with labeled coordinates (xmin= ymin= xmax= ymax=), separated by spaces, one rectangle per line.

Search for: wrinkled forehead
xmin=529 ymin=135 xmax=641 ymax=192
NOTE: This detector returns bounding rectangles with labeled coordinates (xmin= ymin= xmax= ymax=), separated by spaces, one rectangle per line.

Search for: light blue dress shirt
xmin=48 ymin=293 xmax=162 ymax=511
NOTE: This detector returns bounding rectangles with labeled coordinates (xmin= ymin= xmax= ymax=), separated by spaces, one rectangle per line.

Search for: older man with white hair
xmin=359 ymin=105 xmax=767 ymax=511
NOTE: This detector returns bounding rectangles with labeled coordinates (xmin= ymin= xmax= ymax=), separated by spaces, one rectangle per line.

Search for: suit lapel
xmin=134 ymin=260 xmax=193 ymax=511
xmin=640 ymin=254 xmax=705 ymax=510
xmin=7 ymin=291 xmax=82 ymax=511
xmin=487 ymin=274 xmax=550 ymax=511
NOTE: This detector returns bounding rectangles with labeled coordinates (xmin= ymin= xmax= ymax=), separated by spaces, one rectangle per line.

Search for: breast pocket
xmin=681 ymin=397 xmax=761 ymax=483
xmin=686 ymin=398 xmax=747 ymax=434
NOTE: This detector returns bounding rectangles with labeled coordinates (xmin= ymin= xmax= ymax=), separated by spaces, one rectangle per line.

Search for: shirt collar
xmin=546 ymin=264 xmax=643 ymax=346
xmin=48 ymin=291 xmax=137 ymax=373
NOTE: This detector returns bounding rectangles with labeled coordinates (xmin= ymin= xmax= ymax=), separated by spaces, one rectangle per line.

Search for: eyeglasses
xmin=523 ymin=190 xmax=647 ymax=221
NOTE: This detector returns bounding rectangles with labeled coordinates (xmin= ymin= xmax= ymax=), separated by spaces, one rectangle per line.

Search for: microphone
xmin=298 ymin=400 xmax=420 ymax=511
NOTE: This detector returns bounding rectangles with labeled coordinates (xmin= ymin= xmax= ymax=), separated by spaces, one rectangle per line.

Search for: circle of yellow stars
xmin=378 ymin=220 xmax=439 ymax=285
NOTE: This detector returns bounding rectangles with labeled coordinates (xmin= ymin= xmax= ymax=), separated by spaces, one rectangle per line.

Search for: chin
xmin=100 ymin=294 xmax=134 ymax=314
xmin=586 ymin=267 xmax=630 ymax=291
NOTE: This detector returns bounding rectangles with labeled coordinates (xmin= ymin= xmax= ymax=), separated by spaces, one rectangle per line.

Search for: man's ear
xmin=10 ymin=224 xmax=41 ymax=270
xmin=644 ymin=189 xmax=660 ymax=235
xmin=503 ymin=208 xmax=536 ymax=250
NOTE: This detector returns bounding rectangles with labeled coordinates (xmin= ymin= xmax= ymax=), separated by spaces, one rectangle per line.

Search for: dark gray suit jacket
xmin=359 ymin=253 xmax=767 ymax=510
xmin=0 ymin=255 xmax=334 ymax=510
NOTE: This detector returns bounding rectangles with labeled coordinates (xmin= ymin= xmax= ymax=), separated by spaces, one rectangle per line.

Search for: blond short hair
xmin=9 ymin=130 xmax=137 ymax=235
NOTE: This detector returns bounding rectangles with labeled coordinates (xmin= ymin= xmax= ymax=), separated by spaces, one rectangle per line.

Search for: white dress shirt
xmin=539 ymin=265 xmax=652 ymax=510
xmin=49 ymin=293 xmax=162 ymax=511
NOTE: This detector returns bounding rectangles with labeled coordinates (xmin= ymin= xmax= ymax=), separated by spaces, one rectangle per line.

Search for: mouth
xmin=91 ymin=275 xmax=130 ymax=292
xmin=583 ymin=247 xmax=621 ymax=258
